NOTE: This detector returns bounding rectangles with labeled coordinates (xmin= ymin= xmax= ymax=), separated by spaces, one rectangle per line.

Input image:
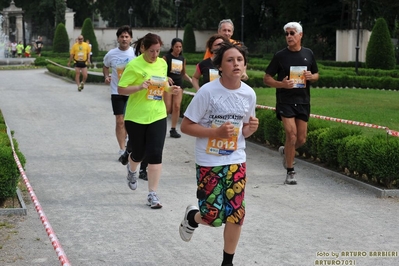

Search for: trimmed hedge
xmin=181 ymin=93 xmax=399 ymax=189
xmin=0 ymin=110 xmax=26 ymax=201
xmin=46 ymin=63 xmax=104 ymax=83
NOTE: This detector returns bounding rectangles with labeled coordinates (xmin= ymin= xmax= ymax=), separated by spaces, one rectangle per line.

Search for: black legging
xmin=125 ymin=118 xmax=167 ymax=164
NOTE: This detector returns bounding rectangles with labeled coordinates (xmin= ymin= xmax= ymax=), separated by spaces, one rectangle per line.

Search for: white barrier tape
xmin=183 ymin=91 xmax=399 ymax=137
xmin=5 ymin=122 xmax=71 ymax=266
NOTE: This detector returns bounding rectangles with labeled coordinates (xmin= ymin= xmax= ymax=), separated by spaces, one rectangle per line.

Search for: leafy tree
xmin=366 ymin=18 xmax=396 ymax=70
xmin=81 ymin=18 xmax=99 ymax=57
xmin=55 ymin=0 xmax=66 ymax=25
xmin=183 ymin=24 xmax=196 ymax=53
xmin=52 ymin=23 xmax=69 ymax=53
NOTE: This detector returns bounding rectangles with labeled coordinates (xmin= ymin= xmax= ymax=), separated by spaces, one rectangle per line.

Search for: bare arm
xmin=263 ymin=73 xmax=295 ymax=89
xmin=304 ymin=71 xmax=319 ymax=83
xmin=103 ymin=66 xmax=111 ymax=84
xmin=182 ymin=59 xmax=192 ymax=85
xmin=67 ymin=54 xmax=74 ymax=67
xmin=192 ymin=68 xmax=201 ymax=91
xmin=242 ymin=116 xmax=259 ymax=138
xmin=181 ymin=117 xmax=235 ymax=139
xmin=118 ymin=80 xmax=150 ymax=95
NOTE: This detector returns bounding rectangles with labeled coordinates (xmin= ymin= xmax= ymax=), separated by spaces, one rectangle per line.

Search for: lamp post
xmin=175 ymin=0 xmax=181 ymax=38
xmin=355 ymin=0 xmax=361 ymax=75
xmin=128 ymin=6 xmax=133 ymax=27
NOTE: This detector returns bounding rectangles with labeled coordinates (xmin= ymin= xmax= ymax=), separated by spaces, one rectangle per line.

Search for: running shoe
xmin=170 ymin=128 xmax=181 ymax=138
xmin=147 ymin=192 xmax=162 ymax=209
xmin=118 ymin=150 xmax=129 ymax=165
xmin=285 ymin=171 xmax=297 ymax=185
xmin=179 ymin=205 xmax=199 ymax=242
xmin=139 ymin=170 xmax=148 ymax=181
xmin=126 ymin=164 xmax=137 ymax=190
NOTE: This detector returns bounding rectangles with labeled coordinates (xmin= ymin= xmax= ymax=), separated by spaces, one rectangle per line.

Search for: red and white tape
xmin=6 ymin=124 xmax=71 ymax=266
xmin=183 ymin=91 xmax=399 ymax=137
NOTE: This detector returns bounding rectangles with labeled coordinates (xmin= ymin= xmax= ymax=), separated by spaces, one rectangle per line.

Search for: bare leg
xmin=115 ymin=114 xmax=127 ymax=150
xmin=171 ymin=90 xmax=183 ymax=129
xmin=74 ymin=67 xmax=81 ymax=86
xmin=147 ymin=163 xmax=162 ymax=192
xmin=127 ymin=156 xmax=140 ymax=173
xmin=81 ymin=68 xmax=88 ymax=84
xmin=223 ymin=222 xmax=242 ymax=254
xmin=281 ymin=117 xmax=297 ymax=168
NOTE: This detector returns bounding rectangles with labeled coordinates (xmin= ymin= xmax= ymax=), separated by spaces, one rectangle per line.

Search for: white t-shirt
xmin=103 ymin=46 xmax=136 ymax=95
xmin=184 ymin=78 xmax=256 ymax=166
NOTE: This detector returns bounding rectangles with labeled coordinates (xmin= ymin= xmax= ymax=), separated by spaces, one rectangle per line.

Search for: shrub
xmin=0 ymin=146 xmax=19 ymax=200
xmin=53 ymin=23 xmax=69 ymax=53
xmin=362 ymin=135 xmax=399 ymax=188
xmin=338 ymin=135 xmax=369 ymax=176
xmin=81 ymin=18 xmax=99 ymax=57
xmin=183 ymin=24 xmax=196 ymax=53
xmin=318 ymin=126 xmax=361 ymax=167
xmin=366 ymin=18 xmax=396 ymax=70
xmin=0 ymin=115 xmax=26 ymax=201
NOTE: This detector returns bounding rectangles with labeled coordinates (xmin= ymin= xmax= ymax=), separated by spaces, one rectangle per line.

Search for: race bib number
xmin=171 ymin=59 xmax=183 ymax=74
xmin=209 ymin=69 xmax=219 ymax=81
xmin=77 ymin=51 xmax=84 ymax=61
xmin=147 ymin=76 xmax=168 ymax=100
xmin=206 ymin=119 xmax=239 ymax=156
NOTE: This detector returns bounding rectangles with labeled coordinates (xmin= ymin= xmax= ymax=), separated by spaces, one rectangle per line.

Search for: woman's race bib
xmin=147 ymin=76 xmax=168 ymax=101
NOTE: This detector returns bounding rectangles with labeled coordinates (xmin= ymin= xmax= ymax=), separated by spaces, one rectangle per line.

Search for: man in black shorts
xmin=263 ymin=22 xmax=319 ymax=185
xmin=67 ymin=35 xmax=91 ymax=91
xmin=102 ymin=26 xmax=136 ymax=161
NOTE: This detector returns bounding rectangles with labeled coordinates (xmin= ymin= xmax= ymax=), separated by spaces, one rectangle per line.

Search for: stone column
xmin=15 ymin=14 xmax=23 ymax=42
xmin=65 ymin=9 xmax=75 ymax=49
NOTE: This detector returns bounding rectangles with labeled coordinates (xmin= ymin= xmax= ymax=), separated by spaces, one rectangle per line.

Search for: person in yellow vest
xmin=67 ymin=35 xmax=91 ymax=91
xmin=24 ymin=43 xmax=32 ymax=57
xmin=16 ymin=41 xmax=24 ymax=58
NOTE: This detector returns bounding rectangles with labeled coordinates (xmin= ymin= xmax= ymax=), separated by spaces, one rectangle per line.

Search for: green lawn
xmin=254 ymin=87 xmax=399 ymax=133
xmin=95 ymin=62 xmax=398 ymax=134
xmin=184 ymin=64 xmax=399 ymax=134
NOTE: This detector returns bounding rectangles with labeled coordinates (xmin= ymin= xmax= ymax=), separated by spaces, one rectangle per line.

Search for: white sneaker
xmin=285 ymin=171 xmax=297 ymax=185
xmin=126 ymin=164 xmax=137 ymax=190
xmin=179 ymin=205 xmax=199 ymax=242
xmin=147 ymin=192 xmax=162 ymax=209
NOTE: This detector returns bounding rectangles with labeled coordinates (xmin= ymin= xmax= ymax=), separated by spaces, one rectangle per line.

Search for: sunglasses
xmin=285 ymin=31 xmax=296 ymax=36
xmin=78 ymin=38 xmax=83 ymax=40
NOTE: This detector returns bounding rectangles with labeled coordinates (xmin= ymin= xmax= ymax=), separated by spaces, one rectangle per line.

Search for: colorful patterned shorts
xmin=196 ymin=163 xmax=246 ymax=227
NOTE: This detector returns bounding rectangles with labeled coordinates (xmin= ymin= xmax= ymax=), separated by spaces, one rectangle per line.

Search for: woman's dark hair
xmin=169 ymin=38 xmax=183 ymax=54
xmin=206 ymin=34 xmax=228 ymax=54
xmin=133 ymin=33 xmax=163 ymax=56
xmin=212 ymin=41 xmax=248 ymax=70
xmin=116 ymin=25 xmax=132 ymax=38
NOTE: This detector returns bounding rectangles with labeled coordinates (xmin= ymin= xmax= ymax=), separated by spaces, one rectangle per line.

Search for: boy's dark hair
xmin=116 ymin=25 xmax=132 ymax=38
xmin=212 ymin=41 xmax=248 ymax=70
